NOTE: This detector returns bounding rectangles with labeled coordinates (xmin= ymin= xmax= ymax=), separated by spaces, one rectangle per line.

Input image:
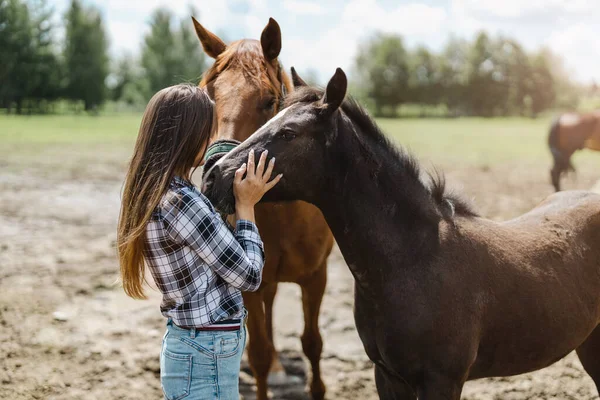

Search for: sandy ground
xmin=1 ymin=151 xmax=599 ymax=399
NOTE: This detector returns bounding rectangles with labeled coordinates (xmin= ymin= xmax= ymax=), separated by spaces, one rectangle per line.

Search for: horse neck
xmin=316 ymin=115 xmax=440 ymax=292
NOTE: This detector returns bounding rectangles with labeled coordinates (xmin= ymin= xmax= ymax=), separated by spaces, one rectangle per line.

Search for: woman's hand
xmin=233 ymin=149 xmax=282 ymax=220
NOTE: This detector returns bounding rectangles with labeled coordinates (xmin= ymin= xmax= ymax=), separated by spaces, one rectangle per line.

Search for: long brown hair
xmin=118 ymin=84 xmax=215 ymax=299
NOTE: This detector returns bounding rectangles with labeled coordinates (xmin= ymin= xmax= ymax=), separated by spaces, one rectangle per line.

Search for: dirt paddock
xmin=1 ymin=117 xmax=599 ymax=399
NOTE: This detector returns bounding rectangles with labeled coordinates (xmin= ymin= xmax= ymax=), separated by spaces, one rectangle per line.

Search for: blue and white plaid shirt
xmin=144 ymin=177 xmax=264 ymax=328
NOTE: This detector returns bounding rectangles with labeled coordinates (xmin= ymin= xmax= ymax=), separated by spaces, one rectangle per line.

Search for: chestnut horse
xmin=549 ymin=111 xmax=600 ymax=191
xmin=204 ymin=68 xmax=600 ymax=399
xmin=192 ymin=17 xmax=333 ymax=400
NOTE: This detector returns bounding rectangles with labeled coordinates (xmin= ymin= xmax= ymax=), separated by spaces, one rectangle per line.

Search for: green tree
xmin=141 ymin=9 xmax=178 ymax=98
xmin=354 ymin=33 xmax=410 ymax=117
xmin=111 ymin=54 xmax=149 ymax=106
xmin=176 ymin=15 xmax=206 ymax=84
xmin=466 ymin=32 xmax=504 ymax=116
xmin=528 ymin=52 xmax=555 ymax=116
xmin=110 ymin=54 xmax=135 ymax=101
xmin=64 ymin=0 xmax=109 ymax=111
xmin=0 ymin=0 xmax=35 ymax=113
xmin=438 ymin=37 xmax=470 ymax=116
xmin=28 ymin=0 xmax=63 ymax=110
xmin=539 ymin=48 xmax=579 ymax=110
xmin=491 ymin=38 xmax=531 ymax=116
xmin=141 ymin=8 xmax=206 ymax=100
xmin=408 ymin=47 xmax=442 ymax=108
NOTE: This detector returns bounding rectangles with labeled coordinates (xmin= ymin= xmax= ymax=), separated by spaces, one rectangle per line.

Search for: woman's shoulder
xmin=159 ymin=182 xmax=217 ymax=217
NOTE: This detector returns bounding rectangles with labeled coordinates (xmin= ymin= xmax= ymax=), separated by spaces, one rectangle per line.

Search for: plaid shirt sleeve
xmin=162 ymin=190 xmax=265 ymax=292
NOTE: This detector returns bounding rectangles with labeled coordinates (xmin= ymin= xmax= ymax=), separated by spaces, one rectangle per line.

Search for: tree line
xmin=353 ymin=33 xmax=582 ymax=117
xmin=1 ymin=0 xmax=206 ymax=114
xmin=0 ymin=0 xmax=585 ymax=117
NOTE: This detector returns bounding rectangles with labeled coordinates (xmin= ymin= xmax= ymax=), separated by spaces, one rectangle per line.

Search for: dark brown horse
xmin=192 ymin=17 xmax=334 ymax=400
xmin=549 ymin=111 xmax=600 ymax=191
xmin=203 ymin=68 xmax=600 ymax=399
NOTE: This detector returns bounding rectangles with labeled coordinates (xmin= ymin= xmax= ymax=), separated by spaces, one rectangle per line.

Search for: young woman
xmin=117 ymin=84 xmax=281 ymax=399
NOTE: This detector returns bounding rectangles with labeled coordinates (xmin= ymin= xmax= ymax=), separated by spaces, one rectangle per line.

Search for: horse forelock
xmin=200 ymin=39 xmax=290 ymax=102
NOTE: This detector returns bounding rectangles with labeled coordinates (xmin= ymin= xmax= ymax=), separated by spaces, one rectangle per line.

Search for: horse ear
xmin=322 ymin=68 xmax=347 ymax=113
xmin=192 ymin=16 xmax=226 ymax=59
xmin=261 ymin=17 xmax=282 ymax=61
xmin=290 ymin=67 xmax=308 ymax=88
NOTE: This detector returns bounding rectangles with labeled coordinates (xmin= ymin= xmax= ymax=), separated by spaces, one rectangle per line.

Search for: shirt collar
xmin=171 ymin=176 xmax=194 ymax=189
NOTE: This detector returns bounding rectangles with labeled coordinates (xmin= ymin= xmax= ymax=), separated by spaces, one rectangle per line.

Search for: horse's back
xmin=499 ymin=190 xmax=600 ymax=276
xmin=519 ymin=190 xmax=600 ymax=228
xmin=449 ymin=190 xmax=600 ymax=274
xmin=555 ymin=112 xmax=600 ymax=152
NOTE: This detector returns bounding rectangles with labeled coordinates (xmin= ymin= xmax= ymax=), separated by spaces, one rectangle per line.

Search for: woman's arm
xmin=163 ymin=150 xmax=280 ymax=291
xmin=163 ymin=190 xmax=264 ymax=292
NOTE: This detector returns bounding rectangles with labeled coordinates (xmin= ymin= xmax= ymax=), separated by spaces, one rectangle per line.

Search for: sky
xmin=52 ymin=0 xmax=600 ymax=84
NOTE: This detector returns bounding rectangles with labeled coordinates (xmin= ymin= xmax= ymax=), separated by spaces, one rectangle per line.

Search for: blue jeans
xmin=160 ymin=320 xmax=247 ymax=400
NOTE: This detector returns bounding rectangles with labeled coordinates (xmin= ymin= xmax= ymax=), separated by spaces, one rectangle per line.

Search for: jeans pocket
xmin=217 ymin=331 xmax=242 ymax=358
xmin=161 ymin=349 xmax=192 ymax=400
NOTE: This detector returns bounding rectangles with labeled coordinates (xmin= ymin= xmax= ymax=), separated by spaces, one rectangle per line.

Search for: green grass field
xmin=1 ymin=113 xmax=597 ymax=171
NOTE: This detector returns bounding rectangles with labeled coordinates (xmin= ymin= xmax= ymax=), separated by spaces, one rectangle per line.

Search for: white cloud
xmin=54 ymin=0 xmax=600 ymax=83
xmin=283 ymin=0 xmax=327 ymax=15
xmin=447 ymin=0 xmax=600 ymax=82
xmin=452 ymin=0 xmax=596 ymax=19
xmin=547 ymin=23 xmax=600 ymax=81
xmin=341 ymin=0 xmax=446 ymax=36
xmin=281 ymin=0 xmax=447 ymax=82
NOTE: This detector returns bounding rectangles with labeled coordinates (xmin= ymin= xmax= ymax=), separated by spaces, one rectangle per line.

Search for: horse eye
xmin=280 ymin=130 xmax=297 ymax=141
xmin=262 ymin=98 xmax=276 ymax=110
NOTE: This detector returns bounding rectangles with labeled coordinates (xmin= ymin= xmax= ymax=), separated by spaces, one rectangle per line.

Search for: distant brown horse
xmin=192 ymin=17 xmax=334 ymax=400
xmin=204 ymin=68 xmax=600 ymax=400
xmin=549 ymin=111 xmax=600 ymax=191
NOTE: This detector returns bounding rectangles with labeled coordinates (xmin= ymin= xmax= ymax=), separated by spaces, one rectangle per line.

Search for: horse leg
xmin=550 ymin=164 xmax=561 ymax=192
xmin=550 ymin=148 xmax=566 ymax=192
xmin=300 ymin=264 xmax=327 ymax=400
xmin=243 ymin=290 xmax=273 ymax=400
xmin=418 ymin=373 xmax=464 ymax=400
xmin=576 ymin=325 xmax=600 ymax=395
xmin=374 ymin=365 xmax=416 ymax=400
xmin=263 ymin=282 xmax=287 ymax=384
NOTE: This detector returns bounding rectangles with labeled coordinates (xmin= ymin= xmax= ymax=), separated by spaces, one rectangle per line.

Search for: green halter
xmin=203 ymin=140 xmax=240 ymax=162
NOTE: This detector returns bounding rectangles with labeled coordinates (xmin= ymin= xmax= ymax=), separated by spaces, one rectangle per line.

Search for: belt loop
xmin=190 ymin=326 xmax=196 ymax=338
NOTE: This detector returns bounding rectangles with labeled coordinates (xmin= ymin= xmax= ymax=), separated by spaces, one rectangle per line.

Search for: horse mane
xmin=284 ymin=87 xmax=478 ymax=219
xmin=200 ymin=39 xmax=291 ymax=101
